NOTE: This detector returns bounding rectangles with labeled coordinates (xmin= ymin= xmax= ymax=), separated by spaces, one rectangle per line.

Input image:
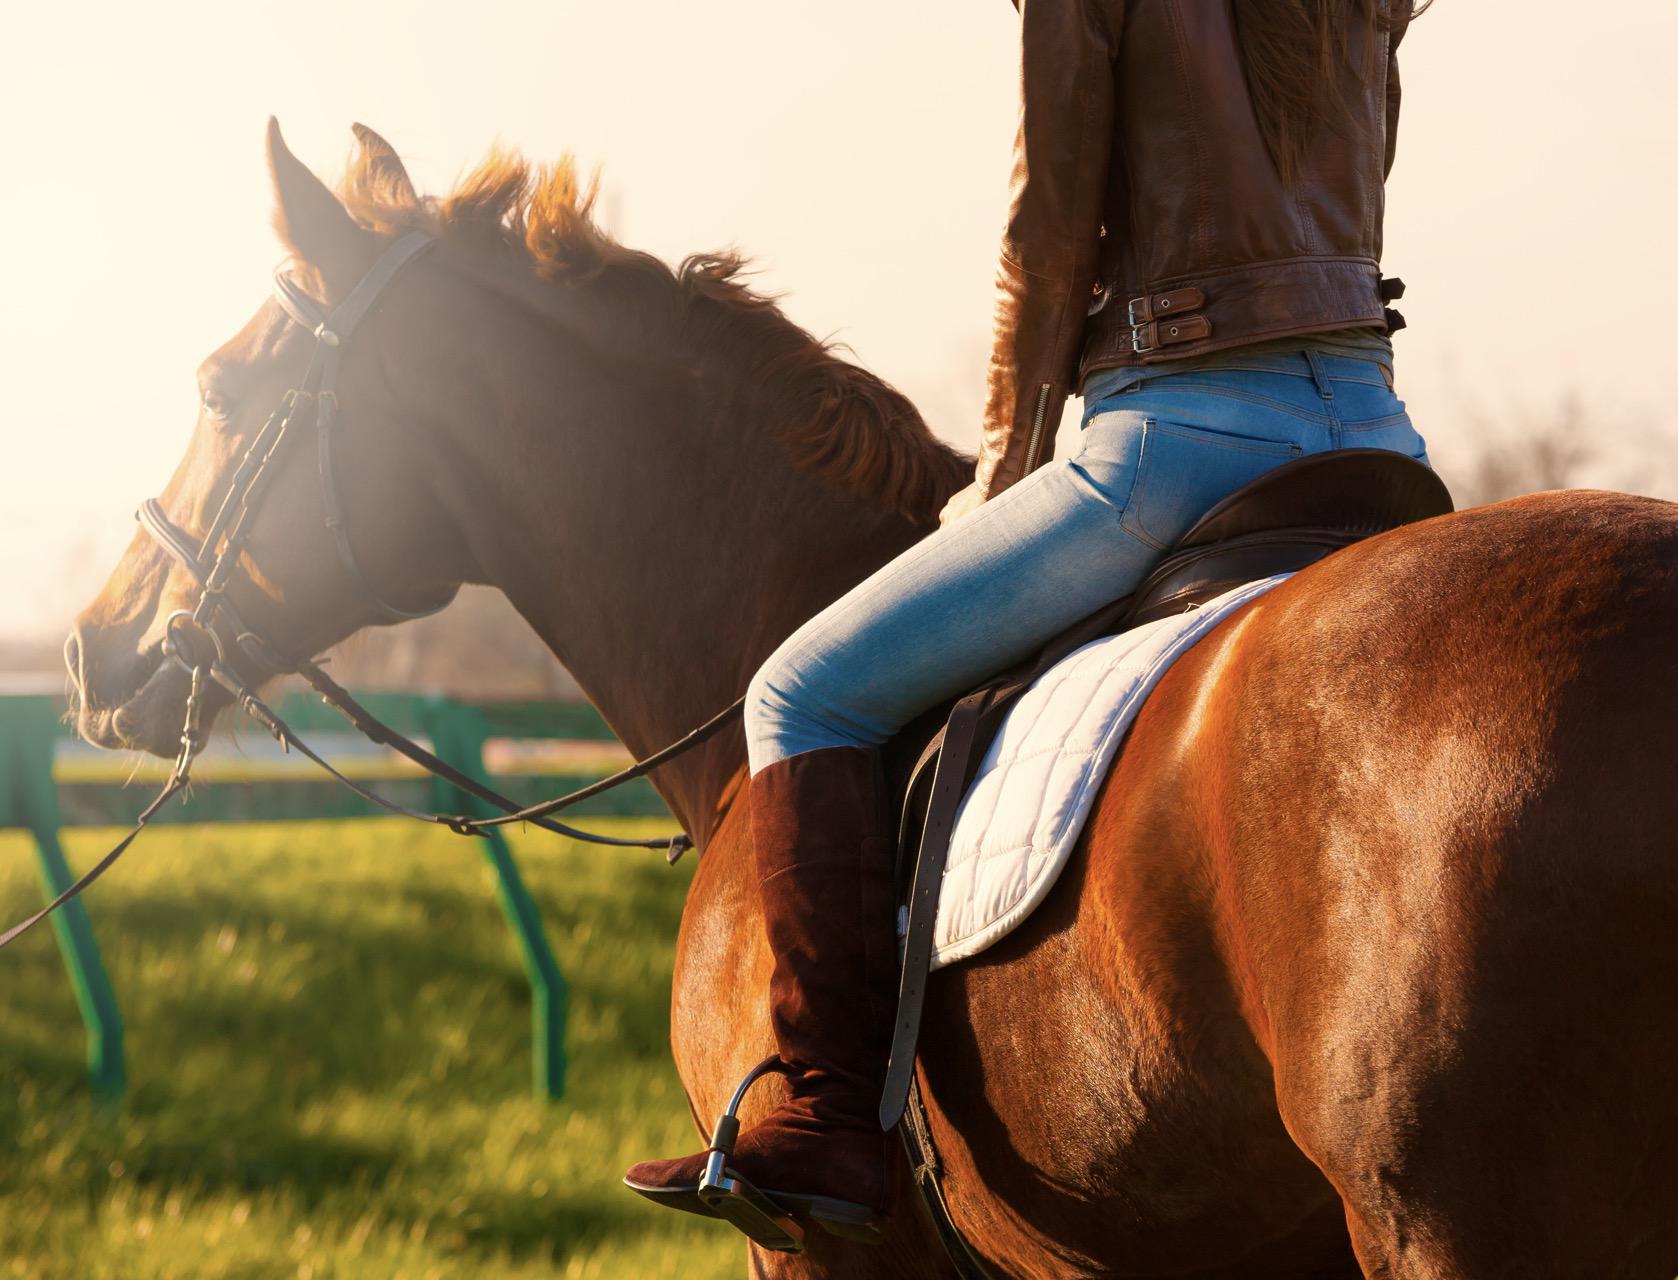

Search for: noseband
xmin=1 ymin=233 xmax=744 ymax=953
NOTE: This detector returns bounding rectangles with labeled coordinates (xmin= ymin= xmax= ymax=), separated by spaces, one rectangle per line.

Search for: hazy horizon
xmin=4 ymin=0 xmax=1675 ymax=645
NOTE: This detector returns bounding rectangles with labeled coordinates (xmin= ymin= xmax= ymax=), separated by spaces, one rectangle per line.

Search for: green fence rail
xmin=0 ymin=688 xmax=671 ymax=1104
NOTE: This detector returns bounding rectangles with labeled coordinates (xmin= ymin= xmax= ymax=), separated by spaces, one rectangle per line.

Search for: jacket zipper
xmin=1023 ymin=383 xmax=1053 ymax=473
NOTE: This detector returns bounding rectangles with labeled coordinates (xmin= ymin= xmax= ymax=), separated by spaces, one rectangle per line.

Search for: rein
xmin=2 ymin=232 xmax=743 ymax=952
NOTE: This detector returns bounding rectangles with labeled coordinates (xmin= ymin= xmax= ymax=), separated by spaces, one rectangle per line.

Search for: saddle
xmin=884 ymin=448 xmax=1452 ymax=854
xmin=883 ymin=448 xmax=1451 ymax=1276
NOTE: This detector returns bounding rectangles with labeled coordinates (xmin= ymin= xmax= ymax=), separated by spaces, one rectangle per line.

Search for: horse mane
xmin=340 ymin=146 xmax=971 ymax=522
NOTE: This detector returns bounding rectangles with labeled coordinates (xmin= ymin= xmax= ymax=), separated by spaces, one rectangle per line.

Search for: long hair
xmin=1234 ymin=0 xmax=1428 ymax=185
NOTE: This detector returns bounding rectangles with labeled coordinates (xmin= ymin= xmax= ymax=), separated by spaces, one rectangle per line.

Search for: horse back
xmin=922 ymin=490 xmax=1678 ymax=1279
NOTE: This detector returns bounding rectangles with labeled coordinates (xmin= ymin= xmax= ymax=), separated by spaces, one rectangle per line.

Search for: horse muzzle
xmin=66 ymin=624 xmax=211 ymax=758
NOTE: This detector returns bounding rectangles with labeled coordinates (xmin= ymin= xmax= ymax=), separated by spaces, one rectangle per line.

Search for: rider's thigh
xmin=744 ymin=457 xmax=1164 ymax=770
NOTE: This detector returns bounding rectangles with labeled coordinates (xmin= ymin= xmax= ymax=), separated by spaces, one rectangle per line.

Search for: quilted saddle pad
xmin=929 ymin=574 xmax=1291 ymax=969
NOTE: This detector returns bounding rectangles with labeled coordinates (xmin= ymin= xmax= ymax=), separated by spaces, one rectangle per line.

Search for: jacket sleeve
xmin=1384 ymin=14 xmax=1406 ymax=178
xmin=974 ymin=0 xmax=1121 ymax=498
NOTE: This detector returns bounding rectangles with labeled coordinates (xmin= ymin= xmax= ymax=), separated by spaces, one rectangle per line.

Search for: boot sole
xmin=622 ymin=1175 xmax=884 ymax=1244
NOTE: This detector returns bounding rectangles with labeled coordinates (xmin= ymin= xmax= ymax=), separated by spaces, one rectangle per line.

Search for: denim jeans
xmin=746 ymin=350 xmax=1428 ymax=773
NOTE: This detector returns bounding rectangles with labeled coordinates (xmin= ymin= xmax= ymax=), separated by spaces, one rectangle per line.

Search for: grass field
xmin=0 ymin=818 xmax=742 ymax=1279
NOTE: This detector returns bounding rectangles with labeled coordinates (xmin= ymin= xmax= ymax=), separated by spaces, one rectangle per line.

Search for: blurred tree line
xmin=1438 ymin=392 xmax=1678 ymax=510
xmin=315 ymin=586 xmax=582 ymax=700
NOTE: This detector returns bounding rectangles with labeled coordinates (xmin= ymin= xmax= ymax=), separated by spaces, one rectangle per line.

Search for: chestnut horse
xmin=67 ymin=125 xmax=1678 ymax=1279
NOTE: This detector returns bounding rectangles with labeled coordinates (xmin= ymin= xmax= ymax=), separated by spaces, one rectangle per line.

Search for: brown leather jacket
xmin=975 ymin=0 xmax=1408 ymax=496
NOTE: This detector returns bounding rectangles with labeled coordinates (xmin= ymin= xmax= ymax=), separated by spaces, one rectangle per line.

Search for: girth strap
xmin=899 ymin=1074 xmax=999 ymax=1280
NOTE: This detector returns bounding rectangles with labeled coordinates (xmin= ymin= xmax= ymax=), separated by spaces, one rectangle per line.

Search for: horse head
xmin=65 ymin=117 xmax=962 ymax=844
xmin=66 ymin=121 xmax=473 ymax=756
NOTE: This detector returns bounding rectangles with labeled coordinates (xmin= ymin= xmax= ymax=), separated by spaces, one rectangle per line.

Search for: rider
xmin=627 ymin=0 xmax=1430 ymax=1235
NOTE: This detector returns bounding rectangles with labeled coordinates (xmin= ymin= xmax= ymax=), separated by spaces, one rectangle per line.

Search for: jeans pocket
xmin=1121 ymin=420 xmax=1302 ymax=550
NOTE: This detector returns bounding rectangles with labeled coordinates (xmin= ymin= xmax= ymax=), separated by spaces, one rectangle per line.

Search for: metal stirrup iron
xmin=696 ymin=1057 xmax=805 ymax=1254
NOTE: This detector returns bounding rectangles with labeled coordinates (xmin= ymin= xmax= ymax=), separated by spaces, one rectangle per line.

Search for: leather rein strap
xmin=0 ymin=233 xmax=742 ymax=953
xmin=142 ymin=491 xmax=735 ymax=855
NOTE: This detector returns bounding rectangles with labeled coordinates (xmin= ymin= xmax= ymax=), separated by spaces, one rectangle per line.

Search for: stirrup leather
xmin=696 ymin=1057 xmax=806 ymax=1253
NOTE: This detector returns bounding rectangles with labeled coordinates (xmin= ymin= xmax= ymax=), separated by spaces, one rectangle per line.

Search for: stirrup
xmin=696 ymin=1056 xmax=806 ymax=1253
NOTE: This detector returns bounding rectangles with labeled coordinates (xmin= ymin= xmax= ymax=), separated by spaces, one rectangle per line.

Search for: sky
xmin=3 ymin=0 xmax=1675 ymax=644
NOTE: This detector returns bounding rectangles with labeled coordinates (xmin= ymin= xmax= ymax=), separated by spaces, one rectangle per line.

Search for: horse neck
xmin=427 ymin=271 xmax=949 ymax=841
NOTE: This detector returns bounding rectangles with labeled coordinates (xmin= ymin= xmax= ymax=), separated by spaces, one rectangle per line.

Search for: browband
xmin=271 ymin=230 xmax=435 ymax=343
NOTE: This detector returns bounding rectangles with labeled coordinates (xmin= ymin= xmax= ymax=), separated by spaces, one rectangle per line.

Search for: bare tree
xmin=1440 ymin=389 xmax=1678 ymax=510
xmin=1447 ymin=392 xmax=1599 ymax=509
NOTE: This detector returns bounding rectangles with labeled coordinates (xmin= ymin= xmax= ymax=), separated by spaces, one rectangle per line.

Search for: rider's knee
xmin=745 ymin=657 xmax=801 ymax=772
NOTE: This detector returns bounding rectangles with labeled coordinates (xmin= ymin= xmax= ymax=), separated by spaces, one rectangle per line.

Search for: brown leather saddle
xmin=883 ymin=448 xmax=1452 ymax=1277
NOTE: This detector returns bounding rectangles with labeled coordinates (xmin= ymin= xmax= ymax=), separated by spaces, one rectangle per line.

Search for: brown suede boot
xmin=623 ymin=746 xmax=899 ymax=1241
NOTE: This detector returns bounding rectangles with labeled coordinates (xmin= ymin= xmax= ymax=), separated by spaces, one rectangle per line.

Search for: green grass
xmin=0 ymin=819 xmax=742 ymax=1279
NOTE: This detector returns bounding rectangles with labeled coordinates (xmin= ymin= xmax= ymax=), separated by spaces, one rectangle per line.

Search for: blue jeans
xmin=746 ymin=350 xmax=1428 ymax=773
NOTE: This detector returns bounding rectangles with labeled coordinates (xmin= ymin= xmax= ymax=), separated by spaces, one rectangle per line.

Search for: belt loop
xmin=1304 ymin=350 xmax=1333 ymax=401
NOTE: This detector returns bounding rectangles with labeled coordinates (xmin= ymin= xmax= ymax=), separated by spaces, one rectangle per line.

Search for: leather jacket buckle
xmin=1128 ymin=289 xmax=1207 ymax=355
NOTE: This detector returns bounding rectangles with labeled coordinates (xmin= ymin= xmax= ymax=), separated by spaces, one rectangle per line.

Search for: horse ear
xmin=350 ymin=122 xmax=418 ymax=207
xmin=265 ymin=117 xmax=372 ymax=296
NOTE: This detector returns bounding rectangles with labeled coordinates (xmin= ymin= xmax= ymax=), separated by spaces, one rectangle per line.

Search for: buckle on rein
xmin=697 ymin=1057 xmax=806 ymax=1252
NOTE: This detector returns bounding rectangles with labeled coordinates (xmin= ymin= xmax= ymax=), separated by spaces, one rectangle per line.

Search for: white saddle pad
xmin=929 ymin=575 xmax=1291 ymax=970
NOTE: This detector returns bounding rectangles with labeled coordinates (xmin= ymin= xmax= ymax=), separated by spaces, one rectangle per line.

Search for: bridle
xmin=142 ymin=229 xmax=452 ymax=656
xmin=137 ymin=229 xmax=450 ymax=710
xmin=2 ymin=231 xmax=742 ymax=952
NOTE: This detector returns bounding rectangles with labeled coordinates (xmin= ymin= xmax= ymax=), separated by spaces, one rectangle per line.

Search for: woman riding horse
xmin=625 ymin=0 xmax=1431 ymax=1239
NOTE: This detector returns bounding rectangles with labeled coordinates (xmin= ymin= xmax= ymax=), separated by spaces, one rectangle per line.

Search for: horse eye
xmin=201 ymin=392 xmax=235 ymax=421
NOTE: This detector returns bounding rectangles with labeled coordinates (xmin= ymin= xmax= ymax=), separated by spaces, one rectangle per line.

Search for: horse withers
xmin=65 ymin=123 xmax=1678 ymax=1279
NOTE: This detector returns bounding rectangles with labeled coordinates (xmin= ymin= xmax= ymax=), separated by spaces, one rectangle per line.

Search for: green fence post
xmin=0 ymin=695 xmax=125 ymax=1101
xmin=420 ymin=698 xmax=567 ymax=1101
